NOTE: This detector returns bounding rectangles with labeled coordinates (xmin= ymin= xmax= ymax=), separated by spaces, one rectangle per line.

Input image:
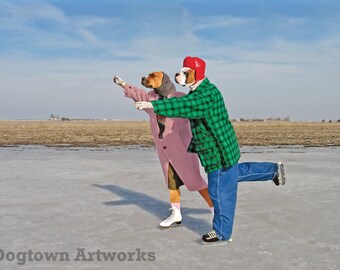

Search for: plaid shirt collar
xmin=188 ymin=78 xmax=210 ymax=95
xmin=189 ymin=78 xmax=205 ymax=91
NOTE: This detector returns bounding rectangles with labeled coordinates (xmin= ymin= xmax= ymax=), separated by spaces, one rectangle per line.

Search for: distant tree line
xmin=231 ymin=116 xmax=290 ymax=122
xmin=231 ymin=117 xmax=340 ymax=123
xmin=322 ymin=119 xmax=340 ymax=123
xmin=49 ymin=114 xmax=70 ymax=121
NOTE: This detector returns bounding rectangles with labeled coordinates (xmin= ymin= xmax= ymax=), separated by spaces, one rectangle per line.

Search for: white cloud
xmin=0 ymin=1 xmax=66 ymax=27
xmin=1 ymin=1 xmax=340 ymax=121
xmin=0 ymin=1 xmax=120 ymax=49
xmin=194 ymin=15 xmax=254 ymax=31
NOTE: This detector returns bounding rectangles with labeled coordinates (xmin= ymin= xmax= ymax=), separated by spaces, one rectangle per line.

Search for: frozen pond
xmin=0 ymin=145 xmax=339 ymax=270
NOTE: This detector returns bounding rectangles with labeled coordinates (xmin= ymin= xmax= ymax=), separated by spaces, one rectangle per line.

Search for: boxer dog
xmin=174 ymin=67 xmax=196 ymax=87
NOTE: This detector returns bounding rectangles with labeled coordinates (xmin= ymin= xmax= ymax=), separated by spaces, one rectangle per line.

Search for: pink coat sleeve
xmin=123 ymin=84 xmax=151 ymax=102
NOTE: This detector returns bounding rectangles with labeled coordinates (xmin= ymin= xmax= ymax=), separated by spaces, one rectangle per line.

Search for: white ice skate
xmin=159 ymin=207 xmax=182 ymax=228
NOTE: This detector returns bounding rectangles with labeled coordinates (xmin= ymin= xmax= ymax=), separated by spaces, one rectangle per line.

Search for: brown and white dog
xmin=174 ymin=68 xmax=196 ymax=87
xmin=140 ymin=71 xmax=176 ymax=139
xmin=141 ymin=71 xmax=176 ymax=100
xmin=174 ymin=56 xmax=206 ymax=88
xmin=141 ymin=71 xmax=163 ymax=89
xmin=113 ymin=71 xmax=213 ymax=228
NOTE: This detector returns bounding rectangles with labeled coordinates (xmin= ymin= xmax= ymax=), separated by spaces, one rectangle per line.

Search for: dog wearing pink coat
xmin=113 ymin=72 xmax=213 ymax=228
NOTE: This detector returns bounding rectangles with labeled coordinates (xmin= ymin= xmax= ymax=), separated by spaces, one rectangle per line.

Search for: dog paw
xmin=135 ymin=101 xmax=153 ymax=110
xmin=113 ymin=76 xmax=126 ymax=87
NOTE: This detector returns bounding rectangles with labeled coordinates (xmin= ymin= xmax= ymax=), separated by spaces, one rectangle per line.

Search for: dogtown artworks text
xmin=0 ymin=248 xmax=156 ymax=265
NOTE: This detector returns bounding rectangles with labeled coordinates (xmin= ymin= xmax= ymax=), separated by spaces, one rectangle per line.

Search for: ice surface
xmin=0 ymin=146 xmax=339 ymax=270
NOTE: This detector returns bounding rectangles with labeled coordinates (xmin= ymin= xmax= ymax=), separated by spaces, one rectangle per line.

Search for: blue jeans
xmin=208 ymin=164 xmax=238 ymax=241
xmin=238 ymin=162 xmax=278 ymax=182
xmin=208 ymin=162 xmax=278 ymax=240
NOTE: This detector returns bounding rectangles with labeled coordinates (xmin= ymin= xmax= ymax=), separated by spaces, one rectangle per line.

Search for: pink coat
xmin=123 ymin=84 xmax=208 ymax=191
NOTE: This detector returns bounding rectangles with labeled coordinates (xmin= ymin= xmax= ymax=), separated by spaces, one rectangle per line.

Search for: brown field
xmin=0 ymin=120 xmax=339 ymax=147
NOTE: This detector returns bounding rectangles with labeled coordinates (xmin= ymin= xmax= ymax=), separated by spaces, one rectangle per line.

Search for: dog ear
xmin=186 ymin=69 xmax=196 ymax=84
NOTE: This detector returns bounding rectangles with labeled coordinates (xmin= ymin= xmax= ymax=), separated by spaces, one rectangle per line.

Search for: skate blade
xmin=199 ymin=238 xmax=232 ymax=246
xmin=159 ymin=221 xmax=182 ymax=230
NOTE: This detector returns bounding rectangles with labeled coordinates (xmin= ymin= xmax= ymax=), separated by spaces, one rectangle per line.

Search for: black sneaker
xmin=202 ymin=231 xmax=219 ymax=243
xmin=273 ymin=162 xmax=286 ymax=186
xmin=202 ymin=231 xmax=232 ymax=246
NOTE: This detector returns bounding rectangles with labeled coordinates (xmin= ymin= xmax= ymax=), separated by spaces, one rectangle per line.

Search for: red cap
xmin=183 ymin=56 xmax=206 ymax=81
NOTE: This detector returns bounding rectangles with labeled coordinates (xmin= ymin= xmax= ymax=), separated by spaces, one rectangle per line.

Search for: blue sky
xmin=0 ymin=0 xmax=339 ymax=121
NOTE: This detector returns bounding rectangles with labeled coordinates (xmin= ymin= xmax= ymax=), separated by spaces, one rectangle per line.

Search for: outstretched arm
xmin=113 ymin=76 xmax=150 ymax=102
xmin=135 ymin=90 xmax=213 ymax=119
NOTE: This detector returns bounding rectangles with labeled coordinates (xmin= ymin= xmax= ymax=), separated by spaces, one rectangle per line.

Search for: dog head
xmin=141 ymin=71 xmax=163 ymax=89
xmin=175 ymin=56 xmax=206 ymax=87
xmin=141 ymin=71 xmax=176 ymax=97
xmin=174 ymin=67 xmax=196 ymax=86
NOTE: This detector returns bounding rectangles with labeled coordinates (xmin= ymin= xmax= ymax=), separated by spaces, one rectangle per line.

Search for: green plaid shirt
xmin=151 ymin=78 xmax=240 ymax=173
